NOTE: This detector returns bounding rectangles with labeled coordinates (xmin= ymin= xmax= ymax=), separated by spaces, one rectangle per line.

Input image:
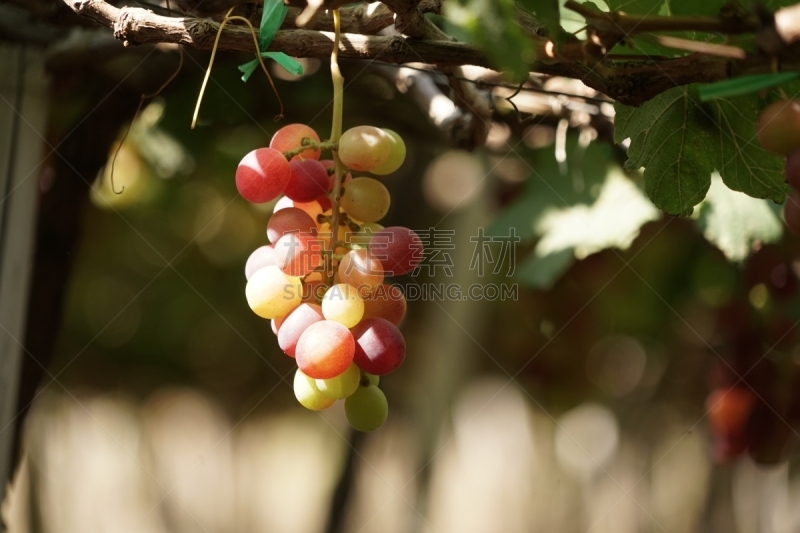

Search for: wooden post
xmin=0 ymin=44 xmax=49 ymax=494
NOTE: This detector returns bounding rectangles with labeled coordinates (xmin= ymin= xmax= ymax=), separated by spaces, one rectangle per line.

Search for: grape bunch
xmin=757 ymin=100 xmax=800 ymax=234
xmin=236 ymin=123 xmax=422 ymax=432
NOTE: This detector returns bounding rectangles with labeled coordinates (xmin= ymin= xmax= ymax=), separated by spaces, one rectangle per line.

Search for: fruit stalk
xmin=327 ymin=8 xmax=345 ymax=286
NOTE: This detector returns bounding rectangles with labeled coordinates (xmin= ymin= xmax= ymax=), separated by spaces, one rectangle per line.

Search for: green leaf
xmin=616 ymin=86 xmax=789 ymax=215
xmin=259 ymin=0 xmax=287 ymax=51
xmin=444 ymin=0 xmax=535 ymax=78
xmin=239 ymin=52 xmax=304 ymax=82
xmin=697 ymin=173 xmax=783 ymax=261
xmin=489 ymin=135 xmax=659 ymax=289
xmin=518 ymin=0 xmax=561 ymax=36
xmin=238 ymin=0 xmax=293 ymax=82
xmin=615 ymin=86 xmax=716 ymax=215
xmin=708 ymin=95 xmax=789 ymax=202
xmin=698 ymin=72 xmax=800 ymax=101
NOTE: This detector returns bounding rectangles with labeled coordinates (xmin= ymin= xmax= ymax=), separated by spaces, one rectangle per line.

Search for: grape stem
xmin=281 ymin=139 xmax=338 ymax=161
xmin=326 ymin=8 xmax=346 ymax=287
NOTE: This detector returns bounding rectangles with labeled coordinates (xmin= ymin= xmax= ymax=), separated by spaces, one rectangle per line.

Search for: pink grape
xmin=273 ymin=196 xmax=323 ymax=225
xmin=285 ymin=159 xmax=330 ymax=203
xmin=278 ymin=303 xmax=324 ymax=356
xmin=362 ymin=284 xmax=407 ymax=325
xmin=245 ymin=265 xmax=302 ymax=319
xmin=370 ymin=227 xmax=424 ymax=276
xmin=352 ymin=317 xmax=406 ymax=375
xmin=274 ymin=232 xmax=324 ymax=277
xmin=270 ymin=123 xmax=321 ymax=161
xmin=338 ymin=126 xmax=391 ymax=171
xmin=338 ymin=249 xmax=384 ymax=293
xmin=245 ymin=245 xmax=276 ymax=280
xmin=786 ymin=149 xmax=800 ymax=189
xmin=296 ymin=320 xmax=355 ymax=379
xmin=757 ymin=101 xmax=800 ymax=156
xmin=236 ymin=148 xmax=291 ymax=203
xmin=266 ymin=207 xmax=317 ymax=244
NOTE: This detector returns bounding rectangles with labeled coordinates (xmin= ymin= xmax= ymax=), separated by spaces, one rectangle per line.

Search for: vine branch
xmin=61 ymin=0 xmax=800 ymax=107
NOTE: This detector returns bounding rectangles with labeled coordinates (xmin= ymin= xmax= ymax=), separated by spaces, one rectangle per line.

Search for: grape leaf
xmin=239 ymin=53 xmax=303 ymax=82
xmin=239 ymin=0 xmax=302 ymax=80
xmin=517 ymin=0 xmax=561 ymax=36
xmin=614 ymin=86 xmax=716 ymax=215
xmin=698 ymin=72 xmax=800 ymax=101
xmin=488 ymin=136 xmax=659 ymax=288
xmin=615 ymin=85 xmax=788 ymax=215
xmin=697 ymin=174 xmax=783 ymax=261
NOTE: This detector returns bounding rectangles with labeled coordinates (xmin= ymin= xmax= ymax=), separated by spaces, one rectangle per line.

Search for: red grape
xmin=270 ymin=123 xmax=321 ymax=161
xmin=245 ymin=245 xmax=276 ymax=280
xmin=370 ymin=227 xmax=424 ymax=276
xmin=274 ymin=232 xmax=324 ymax=277
xmin=296 ymin=320 xmax=355 ymax=379
xmin=706 ymin=387 xmax=756 ymax=437
xmin=285 ymin=159 xmax=330 ymax=203
xmin=278 ymin=303 xmax=324 ymax=356
xmin=757 ymin=100 xmax=800 ymax=156
xmin=352 ymin=318 xmax=406 ymax=375
xmin=236 ymin=148 xmax=291 ymax=203
xmin=266 ymin=207 xmax=317 ymax=244
xmin=362 ymin=284 xmax=407 ymax=325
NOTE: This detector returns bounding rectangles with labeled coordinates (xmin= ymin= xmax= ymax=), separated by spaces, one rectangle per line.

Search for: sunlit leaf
xmin=239 ymin=53 xmax=304 ymax=82
xmin=697 ymin=174 xmax=783 ymax=261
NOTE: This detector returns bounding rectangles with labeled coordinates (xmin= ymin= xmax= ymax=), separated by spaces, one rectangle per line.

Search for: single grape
xmin=371 ymin=129 xmax=406 ymax=175
xmin=786 ymin=149 xmax=800 ymax=189
xmin=341 ymin=178 xmax=391 ymax=222
xmin=245 ymin=265 xmax=302 ymax=319
xmin=706 ymin=387 xmax=756 ymax=438
xmin=245 ymin=245 xmax=276 ymax=280
xmin=294 ymin=368 xmax=335 ymax=411
xmin=236 ymin=148 xmax=291 ymax=203
xmin=296 ymin=320 xmax=355 ymax=379
xmin=278 ymin=303 xmax=324 ymax=356
xmin=273 ymin=196 xmax=324 ymax=225
xmin=270 ymin=123 xmax=321 ymax=161
xmin=784 ymin=190 xmax=800 ymax=236
xmin=266 ymin=207 xmax=317 ymax=244
xmin=346 ymin=222 xmax=384 ymax=246
xmin=285 ymin=159 xmax=331 ymax=203
xmin=316 ymin=362 xmax=361 ymax=399
xmin=757 ymin=100 xmax=800 ymax=156
xmin=362 ymin=284 xmax=407 ymax=325
xmin=322 ymin=283 xmax=365 ymax=328
xmin=352 ymin=317 xmax=406 ymax=375
xmin=274 ymin=232 xmax=324 ymax=277
xmin=345 ymin=384 xmax=388 ymax=432
xmin=338 ymin=126 xmax=391 ymax=171
xmin=338 ymin=249 xmax=384 ymax=294
xmin=369 ymin=226 xmax=424 ymax=276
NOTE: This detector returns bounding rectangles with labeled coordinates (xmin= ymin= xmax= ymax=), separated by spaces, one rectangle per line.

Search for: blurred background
xmin=3 ymin=9 xmax=800 ymax=532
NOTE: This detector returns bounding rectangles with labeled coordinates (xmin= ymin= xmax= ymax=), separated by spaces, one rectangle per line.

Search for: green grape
xmin=366 ymin=373 xmax=380 ymax=386
xmin=294 ymin=368 xmax=335 ymax=411
xmin=340 ymin=178 xmax=390 ymax=223
xmin=338 ymin=126 xmax=391 ymax=171
xmin=371 ymin=129 xmax=406 ymax=175
xmin=322 ymin=283 xmax=365 ymax=328
xmin=317 ymin=362 xmax=360 ymax=399
xmin=345 ymin=384 xmax=388 ymax=432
